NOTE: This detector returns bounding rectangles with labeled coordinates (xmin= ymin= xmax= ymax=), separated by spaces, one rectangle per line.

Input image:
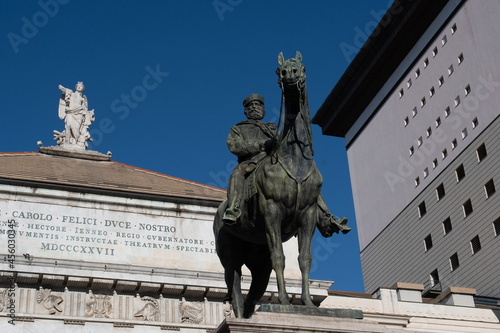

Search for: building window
xmin=445 ymin=106 xmax=451 ymax=117
xmin=455 ymin=164 xmax=465 ymax=182
xmin=415 ymin=177 xmax=420 ymax=187
xmin=472 ymin=117 xmax=478 ymax=128
xmin=462 ymin=128 xmax=468 ymax=140
xmin=417 ymin=136 xmax=423 ymax=147
xmin=442 ymin=148 xmax=448 ymax=160
xmin=448 ymin=65 xmax=454 ymax=76
xmin=458 ymin=53 xmax=464 ymax=64
xmin=423 ymin=167 xmax=429 ymax=178
xmin=454 ymin=96 xmax=461 ymax=107
xmin=451 ymin=23 xmax=457 ymax=34
xmin=463 ymin=199 xmax=473 ymax=218
xmin=451 ymin=138 xmax=458 ymax=149
xmin=476 ymin=143 xmax=487 ymax=162
xmin=449 ymin=253 xmax=460 ymax=271
xmin=430 ymin=86 xmax=435 ymax=97
xmin=443 ymin=217 xmax=452 ymax=235
xmin=442 ymin=35 xmax=448 ymax=45
xmin=436 ymin=183 xmax=445 ymax=201
xmin=424 ymin=234 xmax=433 ymax=251
xmin=493 ymin=217 xmax=500 ymax=237
xmin=413 ymin=107 xmax=418 ymax=117
xmin=465 ymin=84 xmax=471 ymax=96
xmin=399 ymin=88 xmax=404 ymax=98
xmin=415 ymin=68 xmax=421 ymax=78
xmin=409 ymin=146 xmax=415 ymax=156
xmin=424 ymin=58 xmax=429 ymax=68
xmin=436 ymin=117 xmax=441 ymax=127
xmin=421 ymin=97 xmax=426 ymax=107
xmin=418 ymin=201 xmax=427 ymax=218
xmin=470 ymin=235 xmax=481 ymax=254
xmin=427 ymin=127 xmax=432 ymax=137
xmin=430 ymin=269 xmax=440 ymax=287
xmin=432 ymin=158 xmax=438 ymax=169
xmin=433 ymin=47 xmax=438 ymax=57
xmin=438 ymin=76 xmax=444 ymax=87
xmin=485 ymin=179 xmax=496 ymax=198
xmin=404 ymin=116 xmax=409 ymax=127
xmin=407 ymin=78 xmax=412 ymax=88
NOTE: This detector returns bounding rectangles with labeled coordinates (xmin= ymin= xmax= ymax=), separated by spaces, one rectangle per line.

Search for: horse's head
xmin=276 ymin=51 xmax=306 ymax=94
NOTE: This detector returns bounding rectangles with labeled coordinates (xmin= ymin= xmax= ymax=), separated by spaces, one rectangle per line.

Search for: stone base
xmin=215 ymin=309 xmax=418 ymax=333
xmin=39 ymin=146 xmax=111 ymax=161
xmin=257 ymin=304 xmax=363 ymax=319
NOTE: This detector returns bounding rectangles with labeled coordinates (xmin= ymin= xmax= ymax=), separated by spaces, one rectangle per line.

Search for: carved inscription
xmin=0 ymin=201 xmax=218 ymax=270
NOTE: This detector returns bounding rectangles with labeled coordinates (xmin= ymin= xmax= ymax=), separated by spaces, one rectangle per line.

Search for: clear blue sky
xmin=0 ymin=1 xmax=393 ymax=293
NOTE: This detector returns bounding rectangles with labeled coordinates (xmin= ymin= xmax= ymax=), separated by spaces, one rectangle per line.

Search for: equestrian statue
xmin=213 ymin=51 xmax=350 ymax=318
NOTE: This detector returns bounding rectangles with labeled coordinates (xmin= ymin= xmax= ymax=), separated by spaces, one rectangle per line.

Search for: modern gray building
xmin=314 ymin=0 xmax=500 ymax=300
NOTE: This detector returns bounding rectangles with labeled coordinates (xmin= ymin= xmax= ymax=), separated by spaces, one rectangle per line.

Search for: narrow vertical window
xmin=409 ymin=146 xmax=414 ymax=156
xmin=451 ymin=138 xmax=458 ymax=149
xmin=455 ymin=164 xmax=465 ymax=182
xmin=432 ymin=47 xmax=438 ymax=57
xmin=418 ymin=201 xmax=427 ymax=218
xmin=454 ymin=96 xmax=460 ymax=107
xmin=472 ymin=117 xmax=478 ymax=128
xmin=449 ymin=253 xmax=460 ymax=271
xmin=432 ymin=158 xmax=438 ymax=169
xmin=413 ymin=106 xmax=418 ymax=117
xmin=476 ymin=143 xmax=487 ymax=162
xmin=423 ymin=167 xmax=429 ymax=178
xmin=399 ymin=88 xmax=404 ymax=98
xmin=438 ymin=76 xmax=444 ymax=86
xmin=417 ymin=136 xmax=423 ymax=147
xmin=462 ymin=128 xmax=468 ymax=139
xmin=435 ymin=117 xmax=441 ymax=127
xmin=445 ymin=106 xmax=451 ymax=117
xmin=465 ymin=84 xmax=471 ymax=96
xmin=493 ymin=217 xmax=500 ymax=237
xmin=442 ymin=35 xmax=448 ymax=45
xmin=404 ymin=116 xmax=409 ymax=127
xmin=430 ymin=86 xmax=435 ymax=97
xmin=407 ymin=78 xmax=412 ymax=88
xmin=470 ymin=235 xmax=481 ymax=254
xmin=415 ymin=68 xmax=421 ymax=78
xmin=463 ymin=199 xmax=473 ymax=217
xmin=421 ymin=97 xmax=426 ymax=107
xmin=430 ymin=269 xmax=439 ymax=287
xmin=415 ymin=177 xmax=420 ymax=187
xmin=458 ymin=53 xmax=464 ymax=64
xmin=426 ymin=127 xmax=432 ymax=137
xmin=485 ymin=179 xmax=496 ymax=198
xmin=424 ymin=58 xmax=429 ymax=68
xmin=443 ymin=217 xmax=452 ymax=235
xmin=436 ymin=183 xmax=445 ymax=201
xmin=424 ymin=234 xmax=433 ymax=251
xmin=442 ymin=148 xmax=448 ymax=159
xmin=448 ymin=65 xmax=454 ymax=76
xmin=451 ymin=23 xmax=457 ymax=34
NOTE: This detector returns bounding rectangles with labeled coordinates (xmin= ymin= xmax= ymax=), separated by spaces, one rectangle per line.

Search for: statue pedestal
xmin=215 ymin=305 xmax=412 ymax=333
xmin=39 ymin=146 xmax=111 ymax=161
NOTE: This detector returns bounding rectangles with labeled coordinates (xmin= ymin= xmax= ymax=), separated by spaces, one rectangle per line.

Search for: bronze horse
xmin=214 ymin=51 xmax=344 ymax=318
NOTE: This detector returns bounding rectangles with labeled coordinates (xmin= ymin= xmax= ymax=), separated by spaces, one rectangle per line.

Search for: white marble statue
xmin=54 ymin=81 xmax=94 ymax=150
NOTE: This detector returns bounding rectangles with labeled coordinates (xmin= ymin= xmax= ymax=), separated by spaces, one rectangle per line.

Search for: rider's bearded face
xmin=245 ymin=101 xmax=265 ymax=120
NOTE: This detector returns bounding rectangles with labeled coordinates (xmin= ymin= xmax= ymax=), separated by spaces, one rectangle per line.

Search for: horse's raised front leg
xmin=261 ymin=198 xmax=290 ymax=305
xmin=297 ymin=205 xmax=317 ymax=306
